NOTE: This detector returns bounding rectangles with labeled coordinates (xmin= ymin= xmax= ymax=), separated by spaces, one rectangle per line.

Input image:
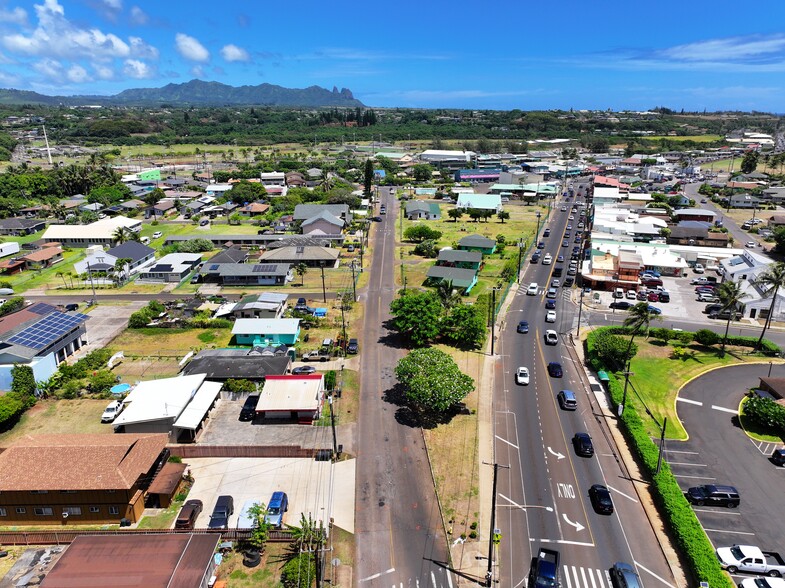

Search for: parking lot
xmin=187 ymin=456 xmax=355 ymax=533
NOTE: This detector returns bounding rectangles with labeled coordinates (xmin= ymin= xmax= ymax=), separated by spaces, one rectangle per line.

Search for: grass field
xmin=624 ymin=337 xmax=777 ymax=439
xmin=108 ymin=327 xmax=235 ymax=357
xmin=648 ymin=135 xmax=723 ymax=143
xmin=0 ymin=399 xmax=110 ymax=448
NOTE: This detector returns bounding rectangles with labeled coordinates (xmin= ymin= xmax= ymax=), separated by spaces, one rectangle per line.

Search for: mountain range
xmin=0 ymin=80 xmax=364 ymax=108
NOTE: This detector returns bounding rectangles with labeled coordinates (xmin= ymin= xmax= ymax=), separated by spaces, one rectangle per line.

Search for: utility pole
xmin=350 ymin=261 xmax=357 ymax=301
xmin=619 ymin=365 xmax=634 ymax=416
xmin=490 ymin=287 xmax=499 ymax=355
xmin=86 ymin=261 xmax=97 ymax=306
xmin=328 ymin=395 xmax=338 ymax=459
xmin=319 ymin=265 xmax=327 ymax=303
xmin=484 ymin=462 xmax=509 ymax=586
xmin=576 ymin=286 xmax=585 ymax=337
xmin=656 ymin=417 xmax=667 ymax=475
xmin=516 ymin=240 xmax=524 ymax=282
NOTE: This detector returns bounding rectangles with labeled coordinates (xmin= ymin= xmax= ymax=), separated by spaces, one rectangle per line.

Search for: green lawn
xmin=624 ymin=338 xmax=775 ymax=440
xmin=0 ymin=399 xmax=110 ymax=448
xmin=647 ymin=135 xmax=723 ymax=143
xmin=136 ymin=500 xmax=182 ymax=530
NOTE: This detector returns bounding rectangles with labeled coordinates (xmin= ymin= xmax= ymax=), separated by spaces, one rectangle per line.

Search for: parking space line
xmin=530 ymin=538 xmax=595 ymax=547
xmin=677 ymin=398 xmax=703 ymax=406
xmin=711 ymin=405 xmax=738 ymax=414
xmin=606 ymin=485 xmax=638 ymax=503
xmin=666 ymin=462 xmax=707 ymax=467
xmin=704 ymin=528 xmax=755 ymax=535
xmin=662 ymin=449 xmax=700 ymax=454
xmin=495 ymin=435 xmax=519 ymax=450
xmin=693 ymin=508 xmax=740 ymax=516
xmin=674 ymin=474 xmax=716 ymax=480
xmin=634 ymin=561 xmax=678 ymax=588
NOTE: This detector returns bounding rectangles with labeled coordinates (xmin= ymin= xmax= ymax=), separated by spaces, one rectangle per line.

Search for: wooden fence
xmin=0 ymin=527 xmax=294 ymax=546
xmin=168 ymin=445 xmax=328 ymax=459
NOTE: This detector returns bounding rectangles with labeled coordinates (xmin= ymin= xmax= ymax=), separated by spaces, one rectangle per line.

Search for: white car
xmin=746 ymin=241 xmax=757 ymax=248
xmin=515 ymin=367 xmax=530 ymax=386
xmin=152 ymin=231 xmax=163 ymax=239
xmin=542 ymin=254 xmax=552 ymax=265
xmin=545 ymin=310 xmax=556 ymax=323
xmin=527 ymin=283 xmax=539 ymax=296
xmin=101 ymin=400 xmax=123 ymax=423
xmin=544 ymin=330 xmax=558 ymax=345
xmin=560 ymin=206 xmax=567 ymax=212
xmin=739 ymin=578 xmax=785 ymax=588
xmin=693 ymin=263 xmax=705 ymax=273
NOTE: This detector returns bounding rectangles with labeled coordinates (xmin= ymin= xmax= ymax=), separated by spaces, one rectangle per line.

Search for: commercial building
xmin=42 ymin=216 xmax=142 ymax=248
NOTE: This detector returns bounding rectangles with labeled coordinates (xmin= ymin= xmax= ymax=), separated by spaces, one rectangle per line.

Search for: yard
xmin=622 ymin=336 xmax=780 ymax=439
xmin=0 ymin=399 xmax=111 ymax=448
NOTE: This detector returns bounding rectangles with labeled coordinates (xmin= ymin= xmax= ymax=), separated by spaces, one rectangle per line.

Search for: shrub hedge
xmin=586 ymin=327 xmax=734 ymax=588
xmin=599 ymin=326 xmax=781 ymax=356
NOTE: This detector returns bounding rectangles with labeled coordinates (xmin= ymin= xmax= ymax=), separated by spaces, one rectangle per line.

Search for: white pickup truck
xmin=717 ymin=545 xmax=785 ymax=577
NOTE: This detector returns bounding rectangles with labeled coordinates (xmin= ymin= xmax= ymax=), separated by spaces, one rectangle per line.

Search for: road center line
xmin=495 ymin=435 xmax=519 ymax=450
xmin=606 ymin=484 xmax=638 ymax=503
xmin=711 ymin=405 xmax=738 ymax=414
xmin=359 ymin=568 xmax=395 ymax=582
xmin=676 ymin=397 xmax=703 ymax=406
xmin=633 ymin=560 xmax=678 ymax=588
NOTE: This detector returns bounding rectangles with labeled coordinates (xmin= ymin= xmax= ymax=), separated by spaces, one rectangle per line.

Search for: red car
xmin=647 ymin=291 xmax=660 ymax=302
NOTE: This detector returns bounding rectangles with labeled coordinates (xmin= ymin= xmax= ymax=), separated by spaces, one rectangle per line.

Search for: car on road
xmin=544 ymin=330 xmax=558 ymax=345
xmin=572 ymin=432 xmax=594 ymax=457
xmin=101 ymin=400 xmax=123 ymax=423
xmin=772 ymin=448 xmax=785 ymax=466
xmin=547 ymin=362 xmax=563 ymax=377
xmin=557 ymin=389 xmax=577 ymax=410
xmin=517 ymin=320 xmax=529 ymax=334
xmin=556 ymin=255 xmax=564 ymax=263
xmin=686 ymin=484 xmax=740 ymax=507
xmin=543 ymin=229 xmax=551 ymax=237
xmin=292 ymin=365 xmax=317 ymax=375
xmin=588 ymin=484 xmax=614 ymax=514
xmin=546 ymin=287 xmax=557 ymax=299
xmin=545 ymin=310 xmax=556 ymax=323
xmin=560 ymin=206 xmax=567 ymax=212
xmin=531 ymin=253 xmax=540 ymax=263
xmin=545 ymin=299 xmax=556 ymax=309
xmin=551 ymin=278 xmax=560 ymax=288
xmin=208 ymin=495 xmax=234 ymax=529
xmin=647 ymin=305 xmax=662 ymax=315
xmin=709 ymin=309 xmax=743 ymax=320
xmin=152 ymin=231 xmax=163 ymax=239
xmin=527 ymin=283 xmax=539 ymax=296
xmin=609 ymin=301 xmax=633 ymax=311
xmin=747 ymin=241 xmax=757 ymax=248
xmin=515 ymin=367 xmax=530 ymax=385
xmin=537 ymin=241 xmax=545 ymax=249
xmin=371 ymin=216 xmax=383 ymax=222
xmin=175 ymin=499 xmax=203 ymax=530
xmin=610 ymin=562 xmax=642 ymax=588
xmin=239 ymin=395 xmax=260 ymax=421
xmin=701 ymin=198 xmax=707 ymax=203
xmin=562 ymin=240 xmax=569 ymax=247
xmin=568 ymin=215 xmax=575 ymax=220
xmin=529 ymin=548 xmax=560 ymax=588
xmin=564 ymin=277 xmax=574 ymax=287
xmin=542 ymin=254 xmax=552 ymax=265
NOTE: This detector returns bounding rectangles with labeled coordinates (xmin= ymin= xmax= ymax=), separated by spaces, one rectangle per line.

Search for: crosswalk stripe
xmin=559 ymin=566 xmax=611 ymax=588
xmin=572 ymin=566 xmax=580 ymax=588
xmin=562 ymin=566 xmax=572 ymax=588
xmin=589 ymin=567 xmax=598 ymax=588
xmin=580 ymin=567 xmax=588 ymax=587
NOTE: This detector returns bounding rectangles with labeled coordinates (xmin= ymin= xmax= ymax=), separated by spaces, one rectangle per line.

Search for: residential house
xmin=42 ymin=216 xmax=141 ymax=248
xmin=112 ymin=374 xmax=222 ymax=443
xmin=232 ymin=318 xmax=301 ymax=347
xmin=720 ymin=250 xmax=785 ymax=321
xmin=0 ymin=242 xmax=19 ymax=259
xmin=425 ymin=266 xmax=478 ymax=293
xmin=238 ymin=202 xmax=270 ymax=217
xmin=80 ymin=202 xmax=103 ymax=214
xmin=0 ymin=303 xmax=89 ymax=388
xmin=255 ymin=374 xmax=324 ymax=423
xmin=768 ymin=214 xmax=785 ymax=229
xmin=260 ymin=172 xmax=286 ymax=186
xmin=205 ymin=183 xmax=232 ymax=198
xmin=207 ymin=263 xmax=292 ymax=286
xmin=41 ymin=534 xmax=220 ymax=588
xmin=405 ymin=201 xmax=441 ymax=220
xmin=666 ymin=226 xmax=730 ymax=248
xmin=455 ymin=193 xmax=502 ymax=213
xmin=762 ymin=186 xmax=785 ymax=205
xmin=458 ymin=234 xmax=497 ymax=255
xmin=285 ymin=171 xmax=307 ymax=187
xmin=229 ymin=292 xmax=289 ymax=319
xmin=20 ymin=246 xmax=63 ymax=270
xmin=148 ymin=199 xmax=176 ymax=218
xmin=137 ymin=253 xmax=201 ymax=283
xmin=301 ymin=210 xmax=345 ymax=235
xmin=74 ymin=241 xmax=156 ymax=278
xmin=0 ymin=218 xmax=46 ymax=236
xmin=437 ymin=249 xmax=482 ymax=270
xmin=259 ymin=245 xmax=340 ymax=268
xmin=181 ymin=200 xmax=207 ymax=218
xmin=205 ymin=246 xmax=248 ymax=265
xmin=0 ymin=433 xmax=168 ymax=524
xmin=181 ymin=349 xmax=290 ymax=382
xmin=672 ymin=208 xmax=717 ymax=223
xmin=729 ymin=193 xmax=762 ymax=209
xmin=293 ymin=204 xmax=351 ymax=224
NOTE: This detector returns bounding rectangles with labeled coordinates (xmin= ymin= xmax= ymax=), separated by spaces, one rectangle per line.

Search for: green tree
xmin=441 ymin=304 xmax=486 ymax=348
xmin=403 ymin=224 xmax=442 ymax=243
xmin=717 ymin=280 xmax=748 ymax=356
xmin=413 ymin=239 xmax=438 ymax=258
xmin=435 ymin=279 xmax=462 ymax=309
xmin=246 ymin=502 xmax=271 ymax=550
xmin=143 ymin=187 xmax=166 ymax=208
xmin=752 ymin=262 xmax=785 ymax=349
xmin=88 ymin=370 xmax=117 ymax=395
xmin=497 ymin=211 xmax=510 ymax=223
xmin=741 ymin=150 xmax=760 ymax=174
xmin=395 ymin=348 xmax=475 ymax=412
xmin=224 ymin=379 xmax=257 ymax=394
xmin=11 ymin=364 xmax=36 ymax=398
xmin=774 ymin=227 xmax=785 ymax=253
xmin=226 ymin=180 xmax=267 ymax=206
xmin=389 ymin=290 xmax=443 ymax=347
xmin=295 ymin=262 xmax=308 ymax=285
xmin=467 ymin=208 xmax=483 ymax=222
xmin=363 ymin=159 xmax=374 ymax=197
xmin=412 ymin=164 xmax=433 ymax=182
xmin=593 ymin=329 xmax=637 ymax=369
xmin=280 ymin=553 xmax=316 ymax=588
xmin=447 ymin=208 xmax=463 ymax=222
xmin=113 ymin=257 xmax=132 ymax=285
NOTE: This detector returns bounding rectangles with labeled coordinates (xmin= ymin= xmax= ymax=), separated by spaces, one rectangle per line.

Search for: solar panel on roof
xmin=25 ymin=302 xmax=56 ymax=316
xmin=252 ymin=264 xmax=277 ymax=273
xmin=7 ymin=312 xmax=88 ymax=350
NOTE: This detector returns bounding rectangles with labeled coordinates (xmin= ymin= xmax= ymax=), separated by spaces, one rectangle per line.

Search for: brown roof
xmin=41 ymin=534 xmax=220 ymax=588
xmin=0 ymin=433 xmax=168 ymax=491
xmin=760 ymin=377 xmax=785 ymax=399
xmin=147 ymin=461 xmax=186 ymax=495
xmin=0 ymin=308 xmax=41 ymax=335
xmin=21 ymin=246 xmax=62 ymax=262
xmin=241 ymin=202 xmax=270 ymax=214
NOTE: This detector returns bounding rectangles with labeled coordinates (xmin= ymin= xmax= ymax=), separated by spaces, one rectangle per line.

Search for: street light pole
xmin=535 ymin=211 xmax=542 ymax=240
xmin=490 ymin=287 xmax=500 ymax=356
xmin=516 ymin=240 xmax=524 ymax=282
xmin=484 ymin=461 xmax=509 ymax=587
xmin=576 ymin=286 xmax=585 ymax=337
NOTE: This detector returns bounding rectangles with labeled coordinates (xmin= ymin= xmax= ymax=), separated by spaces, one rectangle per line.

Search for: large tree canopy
xmin=395 ymin=348 xmax=475 ymax=413
xmin=389 ymin=290 xmax=443 ymax=347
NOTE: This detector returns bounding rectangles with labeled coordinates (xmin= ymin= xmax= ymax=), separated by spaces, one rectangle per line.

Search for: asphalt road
xmin=494 ymin=194 xmax=677 ymax=588
xmin=669 ymin=364 xmax=785 ymax=579
xmin=354 ymin=188 xmax=452 ymax=588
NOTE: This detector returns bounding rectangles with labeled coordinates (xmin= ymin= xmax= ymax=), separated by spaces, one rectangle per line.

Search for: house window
xmin=89 ymin=506 xmax=100 ymax=513
xmin=0 ymin=508 xmax=6 ymax=516
xmin=108 ymin=506 xmax=119 ymax=515
xmin=15 ymin=507 xmax=25 ymax=514
xmin=34 ymin=507 xmax=53 ymax=516
xmin=63 ymin=507 xmax=81 ymax=516
xmin=29 ymin=490 xmax=48 ymax=494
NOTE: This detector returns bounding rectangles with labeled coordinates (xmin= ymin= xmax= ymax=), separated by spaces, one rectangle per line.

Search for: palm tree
xmin=112 ymin=227 xmax=129 ymax=245
xmin=623 ymin=301 xmax=658 ymax=351
xmin=113 ymin=258 xmax=132 ymax=285
xmin=317 ymin=170 xmax=335 ymax=193
xmin=435 ymin=279 xmax=461 ymax=309
xmin=751 ymin=262 xmax=785 ymax=349
xmin=717 ymin=280 xmax=749 ymax=356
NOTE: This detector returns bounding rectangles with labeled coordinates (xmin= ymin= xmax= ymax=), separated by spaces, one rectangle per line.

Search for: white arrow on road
xmin=547 ymin=447 xmax=565 ymax=460
xmin=562 ymin=513 xmax=585 ymax=533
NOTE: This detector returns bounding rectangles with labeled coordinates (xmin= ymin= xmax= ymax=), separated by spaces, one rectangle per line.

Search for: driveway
xmin=72 ymin=302 xmax=147 ymax=360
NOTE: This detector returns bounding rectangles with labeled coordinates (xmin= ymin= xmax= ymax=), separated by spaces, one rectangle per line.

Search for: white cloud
xmin=220 ymin=44 xmax=249 ymax=62
xmin=101 ymin=0 xmax=122 ymax=9
xmin=93 ymin=63 xmax=114 ymax=79
xmin=176 ymin=33 xmax=209 ymax=62
xmin=33 ymin=57 xmax=62 ymax=79
xmin=1 ymin=0 xmax=158 ymax=62
xmin=129 ymin=6 xmax=147 ymax=25
xmin=661 ymin=35 xmax=785 ymax=62
xmin=0 ymin=6 xmax=27 ymax=25
xmin=123 ymin=58 xmax=152 ymax=78
xmin=66 ymin=64 xmax=90 ymax=83
xmin=190 ymin=65 xmax=205 ymax=78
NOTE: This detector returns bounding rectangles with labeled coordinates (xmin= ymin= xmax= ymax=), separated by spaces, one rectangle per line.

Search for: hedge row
xmin=585 ymin=328 xmax=733 ymax=588
xmin=599 ymin=325 xmax=781 ymax=356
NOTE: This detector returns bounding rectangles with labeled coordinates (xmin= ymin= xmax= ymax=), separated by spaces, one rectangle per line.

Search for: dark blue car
xmin=517 ymin=320 xmax=529 ymax=333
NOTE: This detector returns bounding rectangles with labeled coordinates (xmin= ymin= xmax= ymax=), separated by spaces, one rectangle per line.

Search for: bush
xmin=186 ymin=318 xmax=232 ymax=329
xmin=592 ymin=329 xmax=637 ymax=369
xmin=88 ymin=370 xmax=117 ymax=395
xmin=0 ymin=297 xmax=24 ymax=318
xmin=280 ymin=553 xmax=316 ymax=588
xmin=743 ymin=394 xmax=785 ymax=435
xmin=129 ymin=309 xmax=152 ymax=328
xmin=694 ymin=329 xmax=720 ymax=346
xmin=224 ymin=378 xmax=257 ymax=394
xmin=413 ymin=240 xmax=438 ymax=258
xmin=324 ymin=370 xmax=337 ymax=391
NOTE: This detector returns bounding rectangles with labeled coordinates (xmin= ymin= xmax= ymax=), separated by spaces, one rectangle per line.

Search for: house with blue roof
xmin=405 ymin=201 xmax=441 ymax=220
xmin=455 ymin=193 xmax=502 ymax=213
xmin=232 ymin=318 xmax=301 ymax=347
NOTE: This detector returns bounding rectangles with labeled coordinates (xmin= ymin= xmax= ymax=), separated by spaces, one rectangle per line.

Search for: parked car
xmin=515 ymin=367 xmax=530 ymax=386
xmin=199 ymin=218 xmax=210 ymax=226
xmin=609 ymin=301 xmax=633 ymax=310
xmin=175 ymin=499 xmax=203 ymax=530
xmin=647 ymin=291 xmax=660 ymax=302
xmin=588 ymin=484 xmax=614 ymax=514
xmin=208 ymin=495 xmax=234 ymax=529
xmin=264 ymin=491 xmax=289 ymax=528
xmin=697 ymin=293 xmax=718 ymax=302
xmin=547 ymin=362 xmax=563 ymax=377
xmin=347 ymin=338 xmax=359 ymax=354
xmin=694 ymin=263 xmax=705 ymax=273
xmin=544 ymin=330 xmax=558 ymax=345
xmin=738 ymin=578 xmax=785 ymax=588
xmin=658 ymin=292 xmax=670 ymax=303
xmin=152 ymin=231 xmax=163 ymax=239
xmin=686 ymin=484 xmax=740 ymax=508
xmin=572 ymin=432 xmax=594 ymax=457
xmin=517 ymin=320 xmax=529 ymax=334
xmin=537 ymin=241 xmax=545 ymax=249
xmin=636 ymin=291 xmax=649 ymax=301
xmin=647 ymin=305 xmax=662 ymax=315
xmin=64 ymin=303 xmax=79 ymax=312
xmin=543 ymin=229 xmax=551 ymax=237
xmin=101 ymin=400 xmax=123 ymax=423
xmin=613 ymin=287 xmax=624 ymax=299
xmin=292 ymin=365 xmax=317 ymax=375
xmin=625 ymin=290 xmax=636 ymax=300
xmin=531 ymin=253 xmax=540 ymax=263
xmin=610 ymin=562 xmax=642 ymax=588
xmin=557 ymin=389 xmax=577 ymax=410
xmin=239 ymin=395 xmax=260 ymax=421
xmin=772 ymin=448 xmax=785 ymax=466
xmin=709 ymin=309 xmax=743 ymax=320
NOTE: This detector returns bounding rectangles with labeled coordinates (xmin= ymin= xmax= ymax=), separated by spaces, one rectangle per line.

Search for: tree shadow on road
xmin=376 ymin=319 xmax=410 ymax=350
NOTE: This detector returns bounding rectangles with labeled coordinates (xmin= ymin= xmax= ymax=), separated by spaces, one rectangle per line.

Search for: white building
xmin=419 ymin=150 xmax=475 ymax=164
xmin=42 ymin=216 xmax=142 ymax=248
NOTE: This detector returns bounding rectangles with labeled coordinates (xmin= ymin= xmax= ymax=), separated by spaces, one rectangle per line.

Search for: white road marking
xmin=704 ymin=528 xmax=756 ymax=535
xmin=606 ymin=484 xmax=638 ymax=503
xmin=530 ymin=538 xmax=595 ymax=547
xmin=634 ymin=560 xmax=678 ymax=588
xmin=693 ymin=508 xmax=741 ymax=515
xmin=563 ymin=567 xmax=572 ymax=588
xmin=580 ymin=566 xmax=588 ymax=588
xmin=667 ymin=462 xmax=707 ymax=467
xmin=360 ymin=568 xmax=395 ymax=582
xmin=431 ymin=571 xmax=437 ymax=588
xmin=572 ymin=566 xmax=580 ymax=588
xmin=446 ymin=569 xmax=453 ymax=588
xmin=662 ymin=449 xmax=700 ymax=454
xmin=677 ymin=397 xmax=703 ymax=406
xmin=495 ymin=435 xmax=519 ymax=449
xmin=674 ymin=474 xmax=716 ymax=480
xmin=711 ymin=404 xmax=738 ymax=414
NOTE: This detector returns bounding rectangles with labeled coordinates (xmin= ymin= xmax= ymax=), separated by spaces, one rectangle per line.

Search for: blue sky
xmin=0 ymin=0 xmax=784 ymax=111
